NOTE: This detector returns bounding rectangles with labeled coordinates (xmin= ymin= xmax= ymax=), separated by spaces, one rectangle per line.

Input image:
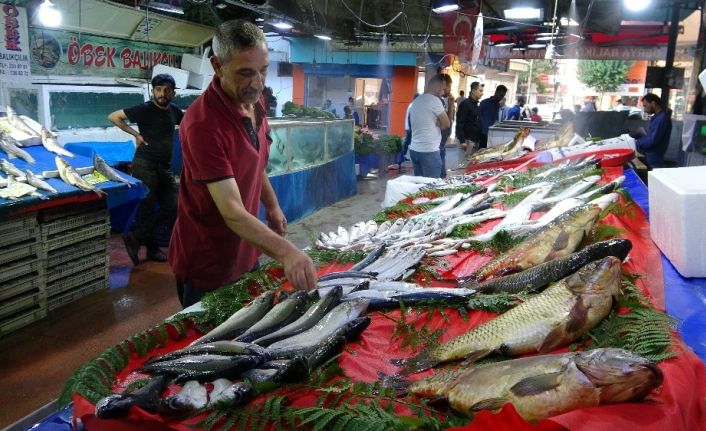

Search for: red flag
xmin=442 ymin=6 xmax=480 ymax=63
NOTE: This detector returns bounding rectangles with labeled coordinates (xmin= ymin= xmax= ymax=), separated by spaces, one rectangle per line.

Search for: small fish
xmin=410 ymin=348 xmax=663 ymax=423
xmin=55 ymin=156 xmax=106 ymax=196
xmin=0 ymin=158 xmax=24 ymax=179
xmin=191 ymin=291 xmax=275 ymax=345
xmin=5 ymin=106 xmax=38 ymax=137
xmin=142 ymin=354 xmax=265 ymax=382
xmin=95 ymin=375 xmax=170 ymax=419
xmin=24 ymin=170 xmax=57 ymax=194
xmin=41 ymin=128 xmax=75 ymax=158
xmin=93 ymin=153 xmax=135 ymax=187
xmin=0 ymin=132 xmax=35 ymax=164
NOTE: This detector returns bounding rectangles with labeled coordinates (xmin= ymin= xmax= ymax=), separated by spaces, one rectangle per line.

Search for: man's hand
xmin=282 ymin=249 xmax=317 ymax=291
xmin=265 ymin=206 xmax=287 ymax=236
xmin=629 ymin=127 xmax=646 ymax=139
xmin=135 ymin=134 xmax=149 ymax=147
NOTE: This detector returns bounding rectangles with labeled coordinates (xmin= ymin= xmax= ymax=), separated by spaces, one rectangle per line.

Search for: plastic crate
xmin=0 ymin=274 xmax=43 ymax=302
xmin=40 ymin=210 xmax=109 ymax=237
xmin=42 ymin=223 xmax=110 ymax=253
xmin=0 ymin=257 xmax=41 ymax=285
xmin=0 ymin=305 xmax=47 ymax=337
xmin=0 ymin=239 xmax=40 ymax=267
xmin=47 ymin=238 xmax=107 ymax=268
xmin=46 ymin=253 xmax=107 ymax=283
xmin=0 ymin=288 xmax=45 ymax=320
xmin=0 ymin=228 xmax=37 ymax=249
xmin=0 ymin=214 xmax=37 ymax=237
xmin=47 ymin=277 xmax=108 ymax=312
xmin=39 ymin=200 xmax=107 ymax=224
xmin=46 ymin=263 xmax=108 ymax=297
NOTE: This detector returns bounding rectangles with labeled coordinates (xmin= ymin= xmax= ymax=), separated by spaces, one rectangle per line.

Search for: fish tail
xmin=377 ymin=371 xmax=411 ymax=397
xmin=395 ymin=349 xmax=439 ymax=375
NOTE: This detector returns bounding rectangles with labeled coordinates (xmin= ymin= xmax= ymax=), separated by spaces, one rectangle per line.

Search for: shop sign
xmin=0 ymin=5 xmax=31 ymax=82
xmin=28 ymin=28 xmax=190 ymax=79
xmin=489 ymin=45 xmax=668 ymax=61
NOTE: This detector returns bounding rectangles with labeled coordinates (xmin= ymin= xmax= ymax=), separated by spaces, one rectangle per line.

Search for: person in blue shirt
xmin=478 ymin=85 xmax=507 ymax=149
xmin=506 ymin=95 xmax=526 ymax=120
xmin=629 ymin=93 xmax=672 ymax=169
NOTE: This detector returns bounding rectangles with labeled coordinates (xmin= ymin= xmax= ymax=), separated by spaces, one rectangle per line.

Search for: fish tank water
xmin=267 ymin=119 xmax=354 ymax=175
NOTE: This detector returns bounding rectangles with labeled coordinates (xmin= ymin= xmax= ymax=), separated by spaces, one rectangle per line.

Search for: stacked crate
xmin=0 ymin=214 xmax=46 ymax=337
xmin=40 ymin=202 xmax=111 ymax=312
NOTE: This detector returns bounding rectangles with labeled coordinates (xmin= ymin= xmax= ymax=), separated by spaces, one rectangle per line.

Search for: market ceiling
xmin=105 ymin=0 xmax=702 ymax=49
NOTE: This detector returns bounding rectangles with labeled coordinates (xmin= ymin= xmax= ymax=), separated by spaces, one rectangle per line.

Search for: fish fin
xmin=469 ymin=397 xmax=509 ymax=412
xmin=538 ymin=325 xmax=568 ymax=353
xmin=510 ymin=372 xmax=563 ymax=397
xmin=398 ymin=350 xmax=439 ymax=375
xmin=464 ymin=348 xmax=494 ymax=363
xmin=565 ymin=297 xmax=589 ymax=334
xmin=551 ymin=230 xmax=570 ymax=252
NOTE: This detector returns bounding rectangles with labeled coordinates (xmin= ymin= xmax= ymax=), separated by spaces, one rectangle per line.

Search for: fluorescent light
xmin=315 ymin=34 xmax=332 ymax=41
xmin=535 ymin=36 xmax=555 ymax=41
xmin=493 ymin=42 xmax=514 ymax=47
xmin=215 ymin=3 xmax=227 ymax=9
xmin=272 ymin=21 xmax=293 ymax=30
xmin=38 ymin=0 xmax=61 ymax=27
xmin=145 ymin=1 xmax=184 ymax=14
xmin=432 ymin=4 xmax=460 ymax=14
xmin=504 ymin=7 xmax=543 ymax=20
xmin=528 ymin=43 xmax=546 ymax=49
xmin=560 ymin=17 xmax=579 ymax=26
xmin=255 ymin=17 xmax=264 ymax=22
xmin=624 ymin=0 xmax=650 ymax=12
xmin=512 ymin=46 xmax=527 ymax=51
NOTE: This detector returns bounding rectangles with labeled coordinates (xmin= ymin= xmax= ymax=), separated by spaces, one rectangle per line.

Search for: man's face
xmin=442 ymin=81 xmax=452 ymax=97
xmin=471 ymin=86 xmax=483 ymax=100
xmin=496 ymin=90 xmax=507 ymax=101
xmin=152 ymin=84 xmax=175 ymax=108
xmin=211 ymin=42 xmax=269 ymax=105
xmin=642 ymin=99 xmax=656 ymax=115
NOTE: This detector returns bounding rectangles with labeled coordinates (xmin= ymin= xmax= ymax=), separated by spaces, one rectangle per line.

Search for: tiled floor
xmin=0 ymin=147 xmax=465 ymax=429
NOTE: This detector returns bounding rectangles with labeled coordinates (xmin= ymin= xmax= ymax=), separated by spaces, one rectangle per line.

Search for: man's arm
xmin=206 ymin=178 xmax=316 ymax=291
xmin=446 ymin=95 xmax=455 ymax=124
xmin=437 ymin=111 xmax=451 ymax=130
xmin=260 ymin=172 xmax=286 ymax=236
xmin=107 ymin=109 xmax=148 ymax=147
xmin=635 ymin=116 xmax=668 ymax=151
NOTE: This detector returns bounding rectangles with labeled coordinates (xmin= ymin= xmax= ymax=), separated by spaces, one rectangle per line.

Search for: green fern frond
xmin=308 ymin=248 xmax=367 ymax=266
xmin=499 ymin=191 xmax=531 ymax=208
xmin=447 ymin=222 xmax=481 ymax=238
xmin=465 ymin=292 xmax=529 ymax=313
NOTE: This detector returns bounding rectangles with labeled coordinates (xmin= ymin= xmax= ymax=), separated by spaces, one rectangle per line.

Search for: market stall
xmin=46 ymin=150 xmax=705 ymax=431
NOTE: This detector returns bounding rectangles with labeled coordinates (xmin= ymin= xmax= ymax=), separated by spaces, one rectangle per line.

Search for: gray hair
xmin=212 ymin=20 xmax=266 ymax=63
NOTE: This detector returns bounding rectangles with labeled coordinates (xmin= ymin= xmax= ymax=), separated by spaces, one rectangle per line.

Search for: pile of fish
xmin=466 ymin=127 xmax=530 ymax=165
xmin=407 ymin=348 xmax=663 ymax=422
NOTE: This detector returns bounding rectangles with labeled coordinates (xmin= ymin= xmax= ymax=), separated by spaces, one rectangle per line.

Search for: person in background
xmin=456 ymin=90 xmax=466 ymax=109
xmin=613 ymin=99 xmax=629 ymax=112
xmin=343 ymin=105 xmax=360 ymax=127
xmin=169 ymin=19 xmax=316 ymax=307
xmin=573 ymin=104 xmax=582 ymax=114
xmin=108 ymin=73 xmax=183 ymax=265
xmin=530 ymin=107 xmax=542 ymax=122
xmin=581 ymin=98 xmax=596 ymax=112
xmin=629 ymin=93 xmax=672 ymax=169
xmin=506 ymin=96 xmax=526 ymax=120
xmin=456 ymin=81 xmax=484 ymax=156
xmin=438 ymin=73 xmax=455 ymax=178
xmin=408 ymin=75 xmax=450 ymax=178
xmin=479 ymin=84 xmax=508 ymax=149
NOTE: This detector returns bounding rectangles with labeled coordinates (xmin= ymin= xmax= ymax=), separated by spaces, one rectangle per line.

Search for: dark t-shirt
xmin=456 ymin=98 xmax=481 ymax=142
xmin=124 ymin=101 xmax=184 ymax=163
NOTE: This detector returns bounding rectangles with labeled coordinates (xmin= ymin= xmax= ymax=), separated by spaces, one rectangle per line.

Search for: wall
xmin=389 ymin=66 xmax=417 ymax=136
xmin=292 ymin=64 xmax=305 ymax=105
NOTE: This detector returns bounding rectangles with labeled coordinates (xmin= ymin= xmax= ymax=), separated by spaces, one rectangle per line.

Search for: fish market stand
xmin=24 ymin=152 xmax=703 ymax=431
xmin=487 ymin=120 xmax=564 ymax=147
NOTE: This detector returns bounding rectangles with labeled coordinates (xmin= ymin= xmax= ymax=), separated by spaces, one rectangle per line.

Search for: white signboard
xmin=0 ymin=5 xmax=31 ymax=81
xmin=489 ymin=45 xmax=668 ymax=61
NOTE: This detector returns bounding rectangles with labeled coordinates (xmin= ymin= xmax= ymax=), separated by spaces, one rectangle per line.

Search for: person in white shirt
xmin=408 ymin=75 xmax=450 ymax=178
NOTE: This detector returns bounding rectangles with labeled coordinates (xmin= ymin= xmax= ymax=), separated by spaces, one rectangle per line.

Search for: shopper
xmin=408 ymin=75 xmax=450 ymax=178
xmin=530 ymin=107 xmax=542 ymax=122
xmin=629 ymin=93 xmax=672 ymax=169
xmin=506 ymin=96 xmax=526 ymax=120
xmin=343 ymin=105 xmax=360 ymax=126
xmin=438 ymin=73 xmax=455 ymax=178
xmin=169 ymin=19 xmax=317 ymax=307
xmin=479 ymin=85 xmax=508 ymax=149
xmin=456 ymin=90 xmax=466 ymax=109
xmin=455 ymin=81 xmax=484 ymax=155
xmin=108 ymin=74 xmax=183 ymax=265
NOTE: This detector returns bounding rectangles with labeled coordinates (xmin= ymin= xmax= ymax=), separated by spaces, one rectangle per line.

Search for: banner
xmin=28 ymin=28 xmax=190 ymax=79
xmin=442 ymin=6 xmax=480 ymax=64
xmin=0 ymin=4 xmax=31 ymax=82
xmin=488 ymin=45 xmax=668 ymax=61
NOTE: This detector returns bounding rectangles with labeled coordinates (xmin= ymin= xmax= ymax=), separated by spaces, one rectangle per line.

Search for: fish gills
xmin=403 ymin=257 xmax=622 ymax=374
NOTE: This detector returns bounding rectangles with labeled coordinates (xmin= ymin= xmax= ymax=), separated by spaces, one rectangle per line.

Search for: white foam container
xmin=181 ymin=48 xmax=213 ymax=75
xmin=648 ymin=166 xmax=706 ymax=277
xmin=152 ymin=64 xmax=189 ymax=89
xmin=187 ymin=72 xmax=213 ymax=90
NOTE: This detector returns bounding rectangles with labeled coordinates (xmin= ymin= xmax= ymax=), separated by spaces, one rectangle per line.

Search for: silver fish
xmin=0 ymin=158 xmax=24 ymax=179
xmin=41 ymin=128 xmax=75 ymax=158
xmin=5 ymin=106 xmax=38 ymax=137
xmin=24 ymin=170 xmax=57 ymax=193
xmin=55 ymin=156 xmax=106 ymax=196
xmin=0 ymin=133 xmax=35 ymax=164
xmin=93 ymin=153 xmax=135 ymax=187
xmin=191 ymin=291 xmax=275 ymax=345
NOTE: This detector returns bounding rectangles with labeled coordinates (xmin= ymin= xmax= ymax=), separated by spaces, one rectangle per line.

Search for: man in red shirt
xmin=169 ymin=20 xmax=317 ymax=307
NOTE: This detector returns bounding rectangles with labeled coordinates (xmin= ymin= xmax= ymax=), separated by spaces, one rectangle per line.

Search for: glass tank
xmin=267 ymin=119 xmax=353 ymax=175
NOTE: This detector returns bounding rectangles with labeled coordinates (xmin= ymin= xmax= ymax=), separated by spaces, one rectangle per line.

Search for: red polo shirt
xmin=168 ymin=76 xmax=271 ymax=290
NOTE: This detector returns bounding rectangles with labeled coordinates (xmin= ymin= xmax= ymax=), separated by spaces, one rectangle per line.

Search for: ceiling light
xmin=624 ymin=0 xmax=650 ymax=12
xmin=504 ymin=7 xmax=543 ymax=20
xmin=431 ymin=0 xmax=459 ymax=14
xmin=535 ymin=36 xmax=555 ymax=41
xmin=255 ymin=17 xmax=264 ymax=22
xmin=272 ymin=21 xmax=293 ymax=30
xmin=528 ymin=43 xmax=546 ymax=49
xmin=493 ymin=42 xmax=514 ymax=47
xmin=315 ymin=34 xmax=332 ymax=41
xmin=38 ymin=0 xmax=62 ymax=27
xmin=145 ymin=1 xmax=184 ymax=14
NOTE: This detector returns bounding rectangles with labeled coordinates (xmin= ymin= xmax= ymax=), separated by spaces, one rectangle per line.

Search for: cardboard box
xmin=648 ymin=166 xmax=706 ymax=277
xmin=152 ymin=64 xmax=189 ymax=89
xmin=181 ymin=48 xmax=213 ymax=75
xmin=187 ymin=72 xmax=213 ymax=90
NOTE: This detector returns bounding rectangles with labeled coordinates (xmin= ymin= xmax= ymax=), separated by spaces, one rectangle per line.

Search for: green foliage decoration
xmin=354 ymin=130 xmax=376 ymax=156
xmin=375 ymin=134 xmax=402 ymax=154
xmin=577 ymin=60 xmax=633 ymax=94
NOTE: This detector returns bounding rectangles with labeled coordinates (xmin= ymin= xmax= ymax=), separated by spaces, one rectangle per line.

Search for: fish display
xmin=24 ymin=170 xmax=57 ymax=194
xmin=41 ymin=127 xmax=75 ymax=158
xmin=5 ymin=106 xmax=38 ymax=137
xmin=95 ymin=375 xmax=170 ymax=419
xmin=191 ymin=291 xmax=275 ymax=345
xmin=142 ymin=354 xmax=266 ymax=382
xmin=235 ymin=291 xmax=308 ymax=343
xmin=465 ymin=239 xmax=632 ymax=294
xmin=0 ymin=175 xmax=38 ymax=200
xmin=93 ymin=153 xmax=135 ymax=187
xmin=0 ymin=132 xmax=35 ymax=164
xmin=144 ymin=341 xmax=270 ymax=365
xmin=0 ymin=158 xmax=24 ymax=179
xmin=160 ymin=380 xmax=208 ymax=417
xmin=401 ymin=257 xmax=622 ymax=373
xmin=55 ymin=156 xmax=106 ymax=196
xmin=409 ymin=348 xmax=663 ymax=423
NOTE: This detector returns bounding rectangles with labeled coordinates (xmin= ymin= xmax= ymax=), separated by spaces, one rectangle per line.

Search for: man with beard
xmin=108 ymin=73 xmax=183 ymax=265
xmin=169 ymin=20 xmax=316 ymax=307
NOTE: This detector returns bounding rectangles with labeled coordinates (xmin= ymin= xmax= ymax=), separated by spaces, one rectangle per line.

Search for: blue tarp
xmin=64 ymin=141 xmax=135 ymax=166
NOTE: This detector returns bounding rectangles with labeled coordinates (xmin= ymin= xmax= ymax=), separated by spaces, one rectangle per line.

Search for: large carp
xmin=409 ymin=348 xmax=663 ymax=423
xmin=401 ymin=256 xmax=622 ymax=374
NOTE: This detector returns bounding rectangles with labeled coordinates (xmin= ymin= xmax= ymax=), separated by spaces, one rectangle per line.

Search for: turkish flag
xmin=442 ymin=6 xmax=481 ymax=63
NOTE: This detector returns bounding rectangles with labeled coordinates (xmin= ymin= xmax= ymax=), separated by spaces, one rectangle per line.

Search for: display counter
xmin=488 ymin=120 xmax=563 ymax=147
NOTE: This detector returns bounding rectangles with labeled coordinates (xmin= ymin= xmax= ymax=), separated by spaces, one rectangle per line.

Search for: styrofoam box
xmin=181 ymin=50 xmax=213 ymax=75
xmin=648 ymin=166 xmax=706 ymax=277
xmin=152 ymin=64 xmax=189 ymax=89
xmin=188 ymin=72 xmax=213 ymax=90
